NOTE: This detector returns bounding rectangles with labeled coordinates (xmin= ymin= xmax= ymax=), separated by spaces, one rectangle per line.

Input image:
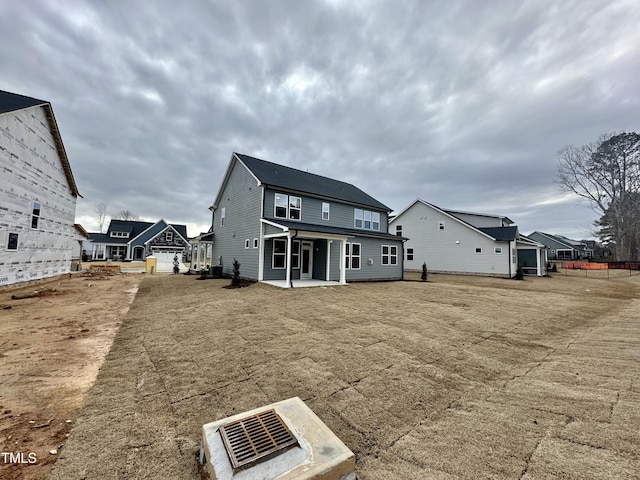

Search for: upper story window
xmin=438 ymin=221 xmax=445 ymax=230
xmin=322 ymin=202 xmax=330 ymax=220
xmin=274 ymin=193 xmax=302 ymax=220
xmin=31 ymin=201 xmax=41 ymax=229
xmin=110 ymin=231 xmax=130 ymax=238
xmin=354 ymin=209 xmax=380 ymax=231
xmin=221 ymin=207 xmax=226 ymax=226
xmin=396 ymin=225 xmax=403 ymax=236
xmin=166 ymin=231 xmax=173 ymax=242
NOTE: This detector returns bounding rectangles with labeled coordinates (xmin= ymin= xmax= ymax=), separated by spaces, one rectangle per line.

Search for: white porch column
xmin=537 ymin=249 xmax=543 ymax=276
xmin=339 ymin=239 xmax=347 ymax=284
xmin=285 ymin=234 xmax=292 ymax=288
xmin=190 ymin=243 xmax=195 ymax=270
xmin=326 ymin=240 xmax=331 ymax=281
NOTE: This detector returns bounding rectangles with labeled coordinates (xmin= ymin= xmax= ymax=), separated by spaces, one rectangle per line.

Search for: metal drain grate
xmin=219 ymin=409 xmax=298 ymax=469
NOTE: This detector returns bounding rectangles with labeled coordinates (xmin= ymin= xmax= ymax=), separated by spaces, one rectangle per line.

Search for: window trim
xmin=289 ymin=195 xmax=302 ymax=220
xmin=345 ymin=242 xmax=361 ymax=270
xmin=221 ymin=207 xmax=226 ymax=226
xmin=253 ymin=238 xmax=259 ymax=249
xmin=272 ymin=238 xmax=287 ymax=269
xmin=291 ymin=240 xmax=300 ymax=269
xmin=407 ymin=248 xmax=414 ymax=261
xmin=475 ymin=247 xmax=482 ymax=254
xmin=245 ymin=239 xmax=250 ymax=249
xmin=494 ymin=247 xmax=503 ymax=254
xmin=166 ymin=231 xmax=173 ymax=242
xmin=381 ymin=245 xmax=398 ymax=265
xmin=322 ymin=202 xmax=330 ymax=220
xmin=372 ymin=212 xmax=380 ymax=231
xmin=438 ymin=221 xmax=445 ymax=230
xmin=354 ymin=209 xmax=363 ymax=229
xmin=274 ymin=193 xmax=302 ymax=221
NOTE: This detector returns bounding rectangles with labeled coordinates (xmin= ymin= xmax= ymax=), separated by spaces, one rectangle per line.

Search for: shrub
xmin=231 ymin=258 xmax=241 ymax=286
xmin=514 ymin=265 xmax=524 ymax=280
xmin=421 ymin=262 xmax=428 ymax=282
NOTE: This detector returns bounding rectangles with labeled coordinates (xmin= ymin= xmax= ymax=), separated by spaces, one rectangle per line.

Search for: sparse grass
xmin=51 ymin=273 xmax=640 ymax=479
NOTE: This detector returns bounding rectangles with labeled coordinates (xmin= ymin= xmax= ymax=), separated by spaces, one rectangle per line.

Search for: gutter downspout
xmin=289 ymin=230 xmax=298 ymax=288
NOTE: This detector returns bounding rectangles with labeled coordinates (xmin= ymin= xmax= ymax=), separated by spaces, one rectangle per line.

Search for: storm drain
xmin=219 ymin=408 xmax=298 ymax=469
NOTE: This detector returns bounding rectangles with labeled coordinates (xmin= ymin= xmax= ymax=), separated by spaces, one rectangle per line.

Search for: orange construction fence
xmin=565 ymin=263 xmax=608 ymax=270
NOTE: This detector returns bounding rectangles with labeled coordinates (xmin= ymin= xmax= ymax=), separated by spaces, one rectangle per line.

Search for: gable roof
xmin=444 ymin=208 xmax=514 ymax=226
xmin=101 ymin=219 xmax=189 ymax=245
xmin=391 ymin=198 xmax=519 ymax=242
xmin=529 ymin=231 xmax=577 ymax=249
xmin=0 ymin=90 xmax=46 ymax=114
xmin=233 ymin=153 xmax=391 ymax=211
xmin=0 ymin=90 xmax=80 ymax=197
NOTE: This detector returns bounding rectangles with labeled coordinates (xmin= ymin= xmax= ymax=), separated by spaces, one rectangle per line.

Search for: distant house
xmin=208 ymin=153 xmax=405 ymax=287
xmin=0 ymin=90 xmax=81 ymax=286
xmin=527 ymin=232 xmax=593 ymax=260
xmin=89 ymin=219 xmax=189 ymax=264
xmin=389 ymin=199 xmax=547 ymax=277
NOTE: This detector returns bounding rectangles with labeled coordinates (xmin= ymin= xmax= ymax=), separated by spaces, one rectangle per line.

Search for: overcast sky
xmin=2 ymin=0 xmax=638 ymax=239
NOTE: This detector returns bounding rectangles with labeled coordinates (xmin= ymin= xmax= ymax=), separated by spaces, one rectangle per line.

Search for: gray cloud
xmin=2 ymin=0 xmax=638 ymax=239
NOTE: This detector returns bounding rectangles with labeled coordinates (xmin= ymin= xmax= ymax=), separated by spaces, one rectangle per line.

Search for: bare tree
xmin=557 ymin=132 xmax=640 ymax=261
xmin=94 ymin=202 xmax=108 ymax=233
xmin=113 ymin=210 xmax=140 ymax=221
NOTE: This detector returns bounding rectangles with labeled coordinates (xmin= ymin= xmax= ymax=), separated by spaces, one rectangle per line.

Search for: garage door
xmin=151 ymin=249 xmax=185 ymax=272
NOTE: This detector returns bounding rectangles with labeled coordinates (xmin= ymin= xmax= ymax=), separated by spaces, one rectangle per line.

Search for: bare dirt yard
xmin=0 ymin=271 xmax=142 ymax=480
xmin=4 ymin=269 xmax=639 ymax=479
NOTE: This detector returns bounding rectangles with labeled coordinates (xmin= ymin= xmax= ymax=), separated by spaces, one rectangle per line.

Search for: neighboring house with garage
xmin=88 ymin=219 xmax=189 ymax=264
xmin=208 ymin=152 xmax=405 ymax=287
xmin=0 ymin=90 xmax=81 ymax=286
xmin=527 ymin=231 xmax=593 ymax=260
xmin=389 ymin=199 xmax=547 ymax=277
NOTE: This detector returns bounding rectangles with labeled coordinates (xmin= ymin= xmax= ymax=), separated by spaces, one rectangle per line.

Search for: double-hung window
xmin=322 ymin=202 xmax=330 ymax=220
xmin=274 ymin=193 xmax=302 ymax=220
xmin=381 ymin=245 xmax=398 ymax=265
xmin=272 ymin=239 xmax=286 ymax=268
xmin=372 ymin=212 xmax=380 ymax=231
xmin=289 ymin=196 xmax=301 ymax=220
xmin=354 ymin=209 xmax=363 ymax=228
xmin=345 ymin=242 xmax=361 ymax=269
xmin=354 ymin=209 xmax=380 ymax=231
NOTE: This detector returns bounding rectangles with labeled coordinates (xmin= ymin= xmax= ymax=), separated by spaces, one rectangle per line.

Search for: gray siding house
xmin=209 ymin=153 xmax=405 ymax=287
xmin=527 ymin=231 xmax=593 ymax=260
xmin=89 ymin=219 xmax=189 ymax=263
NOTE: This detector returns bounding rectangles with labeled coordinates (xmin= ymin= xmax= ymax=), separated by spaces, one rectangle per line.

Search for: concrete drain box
xmin=200 ymin=397 xmax=355 ymax=480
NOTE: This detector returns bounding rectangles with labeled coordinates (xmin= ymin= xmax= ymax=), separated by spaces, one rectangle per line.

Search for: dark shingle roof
xmin=478 ymin=226 xmax=518 ymax=241
xmin=236 ymin=153 xmax=391 ymax=211
xmin=0 ymin=90 xmax=47 ymax=114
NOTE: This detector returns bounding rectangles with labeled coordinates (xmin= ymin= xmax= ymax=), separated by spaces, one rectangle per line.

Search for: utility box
xmin=145 ymin=255 xmax=157 ymax=274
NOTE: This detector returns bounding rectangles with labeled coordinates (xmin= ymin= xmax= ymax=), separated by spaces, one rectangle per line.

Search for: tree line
xmin=557 ymin=132 xmax=640 ymax=261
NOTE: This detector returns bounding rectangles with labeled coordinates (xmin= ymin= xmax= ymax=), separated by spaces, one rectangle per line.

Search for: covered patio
xmin=260 ymin=219 xmax=350 ymax=288
xmin=262 ymin=279 xmax=345 ymax=288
